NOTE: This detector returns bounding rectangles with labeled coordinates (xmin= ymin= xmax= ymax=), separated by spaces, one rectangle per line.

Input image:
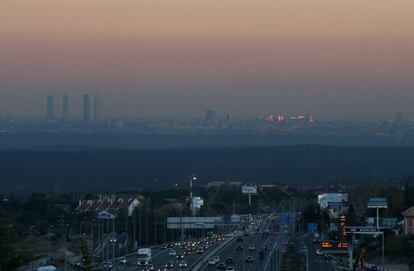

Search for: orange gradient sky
xmin=1 ymin=0 xmax=414 ymax=118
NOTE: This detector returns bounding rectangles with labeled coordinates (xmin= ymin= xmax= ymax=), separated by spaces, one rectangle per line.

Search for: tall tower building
xmin=205 ymin=109 xmax=216 ymax=122
xmin=46 ymin=96 xmax=55 ymax=120
xmin=83 ymin=95 xmax=90 ymax=122
xmin=62 ymin=94 xmax=69 ymax=121
xmin=94 ymin=94 xmax=102 ymax=121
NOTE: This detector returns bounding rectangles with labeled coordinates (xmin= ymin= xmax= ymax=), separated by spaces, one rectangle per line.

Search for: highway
xmin=73 ymin=214 xmax=289 ymax=271
xmin=201 ymin=233 xmax=287 ymax=271
xmin=198 ymin=215 xmax=290 ymax=271
xmin=304 ymin=237 xmax=335 ymax=271
xmin=99 ymin=234 xmax=232 ymax=270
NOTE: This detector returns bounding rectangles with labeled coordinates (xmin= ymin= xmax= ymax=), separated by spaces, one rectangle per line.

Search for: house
xmin=402 ymin=207 xmax=414 ymax=235
xmin=76 ymin=194 xmax=141 ymax=216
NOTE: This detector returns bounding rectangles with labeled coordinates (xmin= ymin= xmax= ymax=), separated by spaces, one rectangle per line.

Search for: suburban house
xmin=402 ymin=207 xmax=414 ymax=235
xmin=76 ymin=194 xmax=142 ymax=216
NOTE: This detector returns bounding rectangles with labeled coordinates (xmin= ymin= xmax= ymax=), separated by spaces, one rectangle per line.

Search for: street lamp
xmin=48 ymin=225 xmax=53 ymax=264
xmin=188 ymin=174 xmax=197 ymax=215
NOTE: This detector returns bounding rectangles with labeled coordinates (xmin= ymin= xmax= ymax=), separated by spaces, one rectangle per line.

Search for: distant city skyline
xmin=1 ymin=1 xmax=414 ymax=119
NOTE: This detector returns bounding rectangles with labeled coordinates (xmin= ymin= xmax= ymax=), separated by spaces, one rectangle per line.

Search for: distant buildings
xmin=76 ymin=194 xmax=142 ymax=216
xmin=62 ymin=94 xmax=69 ymax=121
xmin=82 ymin=94 xmax=90 ymax=122
xmin=94 ymin=94 xmax=102 ymax=121
xmin=205 ymin=109 xmax=216 ymax=122
xmin=45 ymin=94 xmax=103 ymax=122
xmin=46 ymin=96 xmax=55 ymax=120
xmin=263 ymin=112 xmax=315 ymax=123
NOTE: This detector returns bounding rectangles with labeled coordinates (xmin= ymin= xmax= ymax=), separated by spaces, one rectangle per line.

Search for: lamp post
xmin=188 ymin=174 xmax=197 ymax=215
xmin=64 ymin=224 xmax=69 ymax=271
xmin=48 ymin=225 xmax=53 ymax=264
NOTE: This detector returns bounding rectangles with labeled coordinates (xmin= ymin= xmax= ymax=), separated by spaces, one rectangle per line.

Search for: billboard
xmin=318 ymin=193 xmax=348 ymax=204
xmin=192 ymin=197 xmax=204 ymax=209
xmin=367 ymin=197 xmax=388 ymax=209
xmin=230 ymin=215 xmax=241 ymax=224
xmin=167 ymin=216 xmax=223 ymax=229
xmin=242 ymin=185 xmax=257 ymax=195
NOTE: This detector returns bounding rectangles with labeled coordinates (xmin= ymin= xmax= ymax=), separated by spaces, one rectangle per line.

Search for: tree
xmin=0 ymin=206 xmax=17 ymax=270
xmin=79 ymin=238 xmax=92 ymax=270
xmin=347 ymin=203 xmax=356 ymax=225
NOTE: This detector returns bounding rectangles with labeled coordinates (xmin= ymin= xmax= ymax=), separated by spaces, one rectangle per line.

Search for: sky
xmin=1 ymin=0 xmax=414 ymax=119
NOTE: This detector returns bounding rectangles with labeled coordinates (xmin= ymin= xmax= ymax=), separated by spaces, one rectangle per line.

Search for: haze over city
xmin=3 ymin=1 xmax=414 ymax=271
xmin=1 ymin=0 xmax=414 ymax=119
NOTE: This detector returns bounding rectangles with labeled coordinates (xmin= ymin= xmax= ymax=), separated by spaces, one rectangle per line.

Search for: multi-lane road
xmin=73 ymin=214 xmax=290 ymax=271
xmin=303 ymin=236 xmax=335 ymax=271
xmin=200 ymin=232 xmax=288 ymax=271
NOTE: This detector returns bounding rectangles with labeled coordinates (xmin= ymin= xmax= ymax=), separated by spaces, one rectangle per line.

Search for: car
xmin=208 ymin=258 xmax=217 ymax=266
xmin=245 ymin=256 xmax=254 ymax=263
xmin=316 ymin=249 xmax=324 ymax=256
xmin=183 ymin=250 xmax=191 ymax=255
xmin=157 ymin=267 xmax=168 ymax=271
xmin=176 ymin=253 xmax=184 ymax=260
xmin=236 ymin=245 xmax=243 ymax=251
xmin=216 ymin=262 xmax=226 ymax=269
xmin=103 ymin=261 xmax=113 ymax=269
xmin=178 ymin=261 xmax=188 ymax=268
xmin=197 ymin=248 xmax=204 ymax=254
xmin=225 ymin=257 xmax=233 ymax=264
xmin=165 ymin=260 xmax=174 ymax=268
xmin=161 ymin=244 xmax=168 ymax=249
xmin=169 ymin=249 xmax=176 ymax=256
xmin=142 ymin=264 xmax=155 ymax=271
xmin=213 ymin=256 xmax=220 ymax=263
xmin=248 ymin=245 xmax=256 ymax=251
xmin=119 ymin=257 xmax=127 ymax=264
xmin=226 ymin=267 xmax=235 ymax=271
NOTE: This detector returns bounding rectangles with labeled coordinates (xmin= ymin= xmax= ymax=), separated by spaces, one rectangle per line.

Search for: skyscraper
xmin=94 ymin=94 xmax=102 ymax=121
xmin=83 ymin=95 xmax=90 ymax=122
xmin=46 ymin=96 xmax=55 ymax=120
xmin=205 ymin=109 xmax=216 ymax=122
xmin=62 ymin=94 xmax=69 ymax=121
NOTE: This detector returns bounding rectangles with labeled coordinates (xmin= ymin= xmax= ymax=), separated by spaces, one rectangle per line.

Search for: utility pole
xmin=112 ymin=219 xmax=115 ymax=268
xmin=154 ymin=214 xmax=157 ymax=245
xmin=145 ymin=204 xmax=148 ymax=246
xmin=91 ymin=220 xmax=94 ymax=264
xmin=64 ymin=225 xmax=68 ymax=271
xmin=133 ymin=208 xmax=136 ymax=249
xmin=139 ymin=208 xmax=142 ymax=247
xmin=125 ymin=208 xmax=128 ymax=254
xmin=48 ymin=225 xmax=53 ymax=264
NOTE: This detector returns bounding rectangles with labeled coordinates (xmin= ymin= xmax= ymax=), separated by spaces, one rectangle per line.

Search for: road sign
xmin=307 ymin=223 xmax=318 ymax=234
xmin=280 ymin=213 xmax=294 ymax=225
xmin=321 ymin=241 xmax=350 ymax=251
xmin=318 ymin=193 xmax=348 ymax=204
xmin=368 ymin=198 xmax=388 ymax=209
xmin=242 ymin=185 xmax=257 ymax=195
